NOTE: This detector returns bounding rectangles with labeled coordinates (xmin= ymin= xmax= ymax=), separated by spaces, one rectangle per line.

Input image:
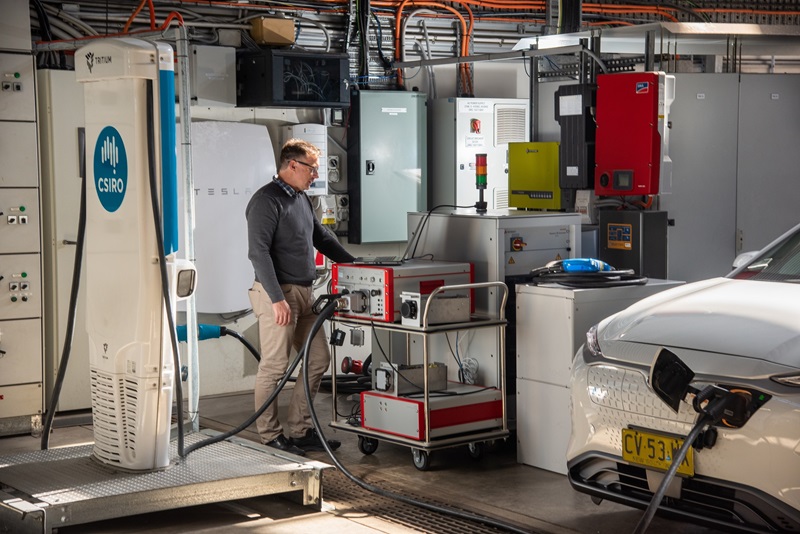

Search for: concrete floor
xmin=0 ymin=386 xmax=722 ymax=534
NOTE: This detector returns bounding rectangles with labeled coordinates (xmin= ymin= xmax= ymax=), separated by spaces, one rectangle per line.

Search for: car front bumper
xmin=567 ymin=350 xmax=800 ymax=532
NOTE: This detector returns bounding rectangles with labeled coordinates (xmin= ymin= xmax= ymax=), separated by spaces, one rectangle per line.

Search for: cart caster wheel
xmin=467 ymin=441 xmax=484 ymax=460
xmin=358 ymin=436 xmax=379 ymax=455
xmin=411 ymin=448 xmax=430 ymax=471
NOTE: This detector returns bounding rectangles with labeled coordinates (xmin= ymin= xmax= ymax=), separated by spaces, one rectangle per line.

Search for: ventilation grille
xmin=494 ymin=188 xmax=509 ymax=209
xmin=494 ymin=106 xmax=528 ymax=146
xmin=571 ymin=456 xmax=800 ymax=532
xmin=91 ymin=370 xmax=139 ymax=465
xmin=323 ymin=469 xmax=508 ymax=533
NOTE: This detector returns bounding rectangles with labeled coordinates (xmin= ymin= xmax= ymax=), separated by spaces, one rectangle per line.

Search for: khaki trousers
xmin=248 ymin=282 xmax=331 ymax=443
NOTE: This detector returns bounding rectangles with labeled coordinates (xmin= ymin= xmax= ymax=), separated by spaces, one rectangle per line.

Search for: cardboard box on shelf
xmin=250 ymin=17 xmax=295 ymax=46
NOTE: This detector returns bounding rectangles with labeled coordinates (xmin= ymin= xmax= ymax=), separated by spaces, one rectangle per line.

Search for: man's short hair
xmin=280 ymin=138 xmax=321 ymax=168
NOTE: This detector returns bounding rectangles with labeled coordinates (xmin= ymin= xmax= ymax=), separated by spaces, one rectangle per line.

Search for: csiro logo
xmin=93 ymin=126 xmax=128 ymax=212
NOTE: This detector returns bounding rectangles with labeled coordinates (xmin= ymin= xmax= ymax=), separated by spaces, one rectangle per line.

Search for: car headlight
xmin=586 ymin=324 xmax=602 ymax=357
xmin=771 ymin=373 xmax=800 ymax=387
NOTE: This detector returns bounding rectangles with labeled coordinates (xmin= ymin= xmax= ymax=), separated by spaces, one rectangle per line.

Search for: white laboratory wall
xmin=411 ymin=61 xmax=530 ymax=100
xmin=282 ymin=123 xmax=328 ymax=196
xmin=192 ymin=314 xmax=260 ymax=397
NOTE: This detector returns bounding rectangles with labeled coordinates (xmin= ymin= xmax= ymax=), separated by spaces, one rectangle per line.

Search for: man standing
xmin=247 ymin=138 xmax=355 ymax=455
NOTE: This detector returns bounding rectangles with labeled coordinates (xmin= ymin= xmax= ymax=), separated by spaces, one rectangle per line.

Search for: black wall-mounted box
xmin=236 ymin=49 xmax=350 ymax=107
xmin=599 ymin=210 xmax=668 ymax=278
xmin=554 ymin=83 xmax=596 ymax=189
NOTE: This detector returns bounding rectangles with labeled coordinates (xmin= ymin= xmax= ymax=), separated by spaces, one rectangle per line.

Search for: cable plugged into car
xmin=683 ymin=386 xmax=763 ymax=451
xmin=691 ymin=384 xmax=765 ymax=430
xmin=633 ymin=349 xmax=769 ymax=534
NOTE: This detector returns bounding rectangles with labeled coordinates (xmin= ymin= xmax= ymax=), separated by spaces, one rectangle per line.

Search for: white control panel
xmin=0 ymin=188 xmax=40 ymax=254
xmin=0 ymin=253 xmax=41 ymax=320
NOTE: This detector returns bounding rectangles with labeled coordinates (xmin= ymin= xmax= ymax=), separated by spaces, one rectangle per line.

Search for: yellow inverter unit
xmin=509 ymin=142 xmax=564 ymax=210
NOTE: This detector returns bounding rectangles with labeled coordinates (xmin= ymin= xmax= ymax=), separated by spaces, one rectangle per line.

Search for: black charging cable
xmin=529 ymin=260 xmax=648 ymax=288
xmin=302 ymin=299 xmax=534 ymax=534
xmin=632 ymin=386 xmax=742 ymax=534
xmin=41 ymin=150 xmax=87 ymax=450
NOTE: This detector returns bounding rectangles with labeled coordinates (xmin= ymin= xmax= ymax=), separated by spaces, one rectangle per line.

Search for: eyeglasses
xmin=293 ymin=159 xmax=320 ymax=175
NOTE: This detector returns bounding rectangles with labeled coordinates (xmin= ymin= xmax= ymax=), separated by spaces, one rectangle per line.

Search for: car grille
xmin=586 ymin=365 xmax=698 ymax=447
xmin=569 ymin=454 xmax=800 ymax=533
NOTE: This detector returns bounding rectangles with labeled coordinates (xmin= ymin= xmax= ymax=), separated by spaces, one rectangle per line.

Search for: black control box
xmin=236 ymin=49 xmax=350 ymax=107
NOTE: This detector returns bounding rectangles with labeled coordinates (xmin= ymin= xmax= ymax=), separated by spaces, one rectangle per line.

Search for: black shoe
xmin=264 ymin=434 xmax=305 ymax=456
xmin=293 ymin=428 xmax=341 ymax=452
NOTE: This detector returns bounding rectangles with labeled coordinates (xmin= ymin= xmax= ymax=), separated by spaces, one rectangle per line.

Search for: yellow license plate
xmin=621 ymin=428 xmax=694 ymax=477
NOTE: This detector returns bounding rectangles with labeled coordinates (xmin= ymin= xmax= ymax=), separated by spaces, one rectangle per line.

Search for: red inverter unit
xmin=594 ymin=72 xmax=675 ymax=196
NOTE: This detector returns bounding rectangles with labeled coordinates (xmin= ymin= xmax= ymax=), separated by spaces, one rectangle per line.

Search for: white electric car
xmin=567 ymin=223 xmax=800 ymax=532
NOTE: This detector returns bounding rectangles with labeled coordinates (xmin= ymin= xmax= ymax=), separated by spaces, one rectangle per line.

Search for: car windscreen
xmin=736 ymin=229 xmax=800 ymax=282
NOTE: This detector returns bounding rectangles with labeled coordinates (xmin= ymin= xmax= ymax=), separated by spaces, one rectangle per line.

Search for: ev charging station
xmin=77 ymin=37 xmax=179 ymax=472
xmin=0 ymin=38 xmax=327 ymax=532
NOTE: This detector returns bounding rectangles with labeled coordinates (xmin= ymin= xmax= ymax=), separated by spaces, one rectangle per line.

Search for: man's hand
xmin=273 ymin=300 xmax=292 ymax=326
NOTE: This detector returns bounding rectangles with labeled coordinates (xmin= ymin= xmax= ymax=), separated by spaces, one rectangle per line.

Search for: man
xmin=246 ymin=138 xmax=355 ymax=455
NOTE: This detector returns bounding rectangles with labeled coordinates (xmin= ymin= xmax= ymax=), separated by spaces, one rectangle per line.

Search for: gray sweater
xmin=246 ymin=180 xmax=354 ymax=303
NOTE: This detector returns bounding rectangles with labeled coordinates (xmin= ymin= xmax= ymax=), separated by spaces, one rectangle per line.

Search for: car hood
xmin=598 ymin=278 xmax=800 ymax=368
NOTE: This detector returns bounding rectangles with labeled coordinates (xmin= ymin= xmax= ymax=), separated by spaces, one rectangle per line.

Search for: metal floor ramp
xmin=0 ymin=430 xmax=329 ymax=533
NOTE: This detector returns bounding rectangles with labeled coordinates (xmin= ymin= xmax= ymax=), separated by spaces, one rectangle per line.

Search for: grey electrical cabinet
xmin=0 ymin=22 xmax=45 ymax=436
xmin=515 ymin=280 xmax=684 ymax=474
xmin=347 ymin=91 xmax=427 ymax=244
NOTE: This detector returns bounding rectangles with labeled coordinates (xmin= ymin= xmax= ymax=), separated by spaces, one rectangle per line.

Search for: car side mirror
xmin=649 ymin=348 xmax=695 ymax=413
xmin=732 ymin=251 xmax=758 ymax=270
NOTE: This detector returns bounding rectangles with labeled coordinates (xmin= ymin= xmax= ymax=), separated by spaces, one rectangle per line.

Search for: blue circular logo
xmin=93 ymin=126 xmax=128 ymax=213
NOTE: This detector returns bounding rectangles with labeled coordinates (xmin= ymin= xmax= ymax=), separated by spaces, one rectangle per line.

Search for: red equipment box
xmin=594 ymin=72 xmax=674 ymax=196
xmin=360 ymin=384 xmax=503 ymax=441
xmin=332 ymin=259 xmax=473 ymax=323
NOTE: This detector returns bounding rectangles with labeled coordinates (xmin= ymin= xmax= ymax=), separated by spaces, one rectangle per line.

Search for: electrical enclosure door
xmin=659 ymin=73 xmax=738 ymax=283
xmin=736 ymin=74 xmax=800 ymax=252
xmin=348 ymin=91 xmax=427 ymax=243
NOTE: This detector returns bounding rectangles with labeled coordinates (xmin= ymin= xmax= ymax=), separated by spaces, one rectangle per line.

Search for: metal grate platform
xmin=0 ymin=430 xmax=329 ymax=533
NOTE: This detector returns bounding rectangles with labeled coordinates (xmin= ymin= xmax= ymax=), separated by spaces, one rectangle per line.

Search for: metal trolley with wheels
xmin=329 ymin=281 xmax=509 ymax=470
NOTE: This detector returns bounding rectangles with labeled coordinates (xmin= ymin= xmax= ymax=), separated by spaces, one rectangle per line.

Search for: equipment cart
xmin=329 ymin=282 xmax=509 ymax=470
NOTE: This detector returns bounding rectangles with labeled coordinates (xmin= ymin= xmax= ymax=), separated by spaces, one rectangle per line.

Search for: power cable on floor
xmin=302 ymin=298 xmax=535 ymax=534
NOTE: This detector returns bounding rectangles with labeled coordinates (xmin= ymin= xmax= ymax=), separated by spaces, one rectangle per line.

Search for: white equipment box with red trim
xmin=360 ymin=384 xmax=503 ymax=441
xmin=332 ymin=259 xmax=473 ymax=322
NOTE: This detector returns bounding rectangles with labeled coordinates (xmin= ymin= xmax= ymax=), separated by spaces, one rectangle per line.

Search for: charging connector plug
xmin=693 ymin=385 xmax=754 ymax=428
xmin=336 ymin=290 xmax=368 ymax=313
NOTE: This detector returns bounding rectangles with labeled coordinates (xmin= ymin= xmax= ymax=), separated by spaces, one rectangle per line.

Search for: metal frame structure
xmin=0 ymin=431 xmax=329 ymax=533
xmin=329 ymin=281 xmax=509 ymax=469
